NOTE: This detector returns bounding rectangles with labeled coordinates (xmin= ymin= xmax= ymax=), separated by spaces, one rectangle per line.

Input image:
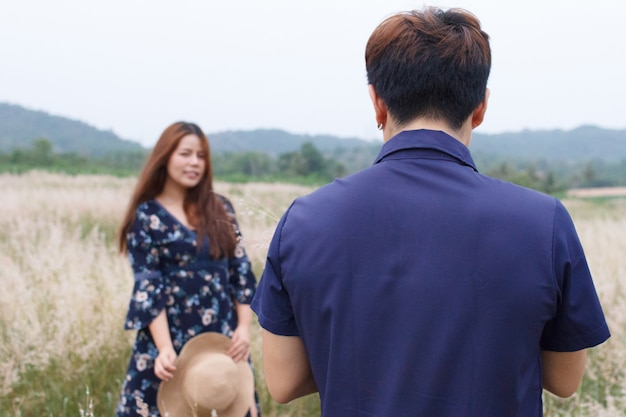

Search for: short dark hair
xmin=365 ymin=7 xmax=491 ymax=130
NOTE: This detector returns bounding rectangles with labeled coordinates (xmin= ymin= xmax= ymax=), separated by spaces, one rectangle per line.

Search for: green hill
xmin=208 ymin=126 xmax=626 ymax=164
xmin=0 ymin=102 xmax=144 ymax=157
xmin=2 ymin=101 xmax=625 ymax=188
xmin=208 ymin=129 xmax=371 ymax=155
xmin=471 ymin=126 xmax=626 ymax=163
xmin=2 ymin=101 xmax=625 ymax=166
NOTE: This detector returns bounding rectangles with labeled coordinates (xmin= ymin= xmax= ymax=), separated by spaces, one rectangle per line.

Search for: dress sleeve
xmin=540 ymin=200 xmax=610 ymax=351
xmin=222 ymin=196 xmax=257 ymax=304
xmin=123 ymin=207 xmax=168 ymax=330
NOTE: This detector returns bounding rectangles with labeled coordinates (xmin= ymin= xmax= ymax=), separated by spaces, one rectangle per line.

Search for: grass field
xmin=1 ymin=172 xmax=624 ymax=416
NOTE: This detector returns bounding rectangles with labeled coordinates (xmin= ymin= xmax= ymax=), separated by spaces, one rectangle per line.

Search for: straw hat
xmin=157 ymin=332 xmax=254 ymax=417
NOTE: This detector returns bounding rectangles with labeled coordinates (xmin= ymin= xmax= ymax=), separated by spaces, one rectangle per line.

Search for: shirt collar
xmin=373 ymin=129 xmax=478 ymax=172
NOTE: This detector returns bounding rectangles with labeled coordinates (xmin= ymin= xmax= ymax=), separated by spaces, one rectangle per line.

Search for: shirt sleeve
xmin=251 ymin=205 xmax=300 ymax=336
xmin=540 ymin=200 xmax=611 ymax=351
xmin=123 ymin=207 xmax=168 ymax=330
xmin=222 ymin=197 xmax=257 ymax=304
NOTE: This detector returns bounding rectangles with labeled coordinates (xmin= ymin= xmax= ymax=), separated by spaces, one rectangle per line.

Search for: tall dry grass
xmin=543 ymin=199 xmax=626 ymax=416
xmin=0 ymin=173 xmax=130 ymax=387
xmin=0 ymin=172 xmax=624 ymax=416
xmin=0 ymin=172 xmax=317 ymax=416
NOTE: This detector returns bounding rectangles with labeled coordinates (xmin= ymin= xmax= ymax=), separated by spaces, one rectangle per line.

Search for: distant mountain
xmin=0 ymin=102 xmax=144 ymax=157
xmin=471 ymin=126 xmax=626 ymax=163
xmin=2 ymin=101 xmax=625 ymax=166
xmin=209 ymin=126 xmax=626 ymax=164
xmin=208 ymin=129 xmax=373 ymax=155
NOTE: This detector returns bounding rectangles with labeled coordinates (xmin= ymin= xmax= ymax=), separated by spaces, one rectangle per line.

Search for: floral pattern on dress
xmin=115 ymin=197 xmax=259 ymax=417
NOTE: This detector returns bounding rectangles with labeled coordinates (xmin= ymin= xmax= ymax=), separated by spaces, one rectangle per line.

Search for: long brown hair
xmin=118 ymin=121 xmax=237 ymax=259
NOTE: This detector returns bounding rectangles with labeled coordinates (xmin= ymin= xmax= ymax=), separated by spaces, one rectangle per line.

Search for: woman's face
xmin=165 ymin=134 xmax=206 ymax=191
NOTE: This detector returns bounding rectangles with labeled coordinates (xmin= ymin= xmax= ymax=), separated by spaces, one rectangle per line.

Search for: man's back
xmin=253 ymin=130 xmax=609 ymax=416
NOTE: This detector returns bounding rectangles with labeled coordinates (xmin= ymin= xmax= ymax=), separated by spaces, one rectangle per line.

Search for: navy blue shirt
xmin=252 ymin=129 xmax=610 ymax=417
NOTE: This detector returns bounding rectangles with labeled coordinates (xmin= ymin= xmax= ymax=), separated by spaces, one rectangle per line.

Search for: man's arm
xmin=261 ymin=329 xmax=318 ymax=403
xmin=542 ymin=349 xmax=587 ymax=397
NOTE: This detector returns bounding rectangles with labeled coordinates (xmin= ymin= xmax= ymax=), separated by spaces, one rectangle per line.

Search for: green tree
xmin=32 ymin=138 xmax=54 ymax=166
xmin=7 ymin=138 xmax=54 ymax=166
xmin=541 ymin=171 xmax=560 ymax=195
xmin=299 ymin=142 xmax=326 ymax=175
xmin=280 ymin=142 xmax=328 ymax=177
xmin=278 ymin=151 xmax=303 ymax=176
xmin=233 ymin=152 xmax=273 ymax=177
xmin=487 ymin=162 xmax=513 ymax=180
xmin=581 ymin=162 xmax=596 ymax=187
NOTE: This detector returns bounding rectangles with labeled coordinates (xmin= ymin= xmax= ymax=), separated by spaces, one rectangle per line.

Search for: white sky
xmin=1 ymin=0 xmax=624 ymax=147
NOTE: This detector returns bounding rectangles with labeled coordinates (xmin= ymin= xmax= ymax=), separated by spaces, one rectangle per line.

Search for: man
xmin=251 ymin=7 xmax=610 ymax=416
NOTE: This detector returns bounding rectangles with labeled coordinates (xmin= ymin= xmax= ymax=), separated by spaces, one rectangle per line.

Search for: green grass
xmin=1 ymin=347 xmax=130 ymax=417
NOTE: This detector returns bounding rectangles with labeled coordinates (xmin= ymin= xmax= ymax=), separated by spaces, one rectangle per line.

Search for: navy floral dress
xmin=115 ymin=197 xmax=259 ymax=417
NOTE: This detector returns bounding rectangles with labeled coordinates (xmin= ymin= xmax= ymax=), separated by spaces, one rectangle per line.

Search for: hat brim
xmin=157 ymin=333 xmax=254 ymax=417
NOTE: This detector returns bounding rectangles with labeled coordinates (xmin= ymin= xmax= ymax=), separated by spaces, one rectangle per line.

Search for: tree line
xmin=0 ymin=138 xmax=345 ymax=184
xmin=0 ymin=138 xmax=147 ymax=176
xmin=2 ymin=138 xmax=625 ymax=195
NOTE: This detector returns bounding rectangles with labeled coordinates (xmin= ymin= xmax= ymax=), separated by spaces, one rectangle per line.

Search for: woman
xmin=115 ymin=121 xmax=260 ymax=417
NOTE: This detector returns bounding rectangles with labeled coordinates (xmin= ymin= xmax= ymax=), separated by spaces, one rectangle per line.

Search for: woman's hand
xmin=154 ymin=345 xmax=177 ymax=381
xmin=149 ymin=310 xmax=177 ymax=381
xmin=248 ymin=397 xmax=259 ymax=417
xmin=228 ymin=325 xmax=251 ymax=362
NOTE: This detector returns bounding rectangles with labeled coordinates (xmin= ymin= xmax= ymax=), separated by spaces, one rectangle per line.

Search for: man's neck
xmin=384 ymin=118 xmax=472 ymax=147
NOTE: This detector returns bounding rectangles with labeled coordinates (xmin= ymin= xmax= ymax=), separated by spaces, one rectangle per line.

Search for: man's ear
xmin=471 ymin=88 xmax=490 ymax=129
xmin=368 ymin=84 xmax=388 ymax=128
